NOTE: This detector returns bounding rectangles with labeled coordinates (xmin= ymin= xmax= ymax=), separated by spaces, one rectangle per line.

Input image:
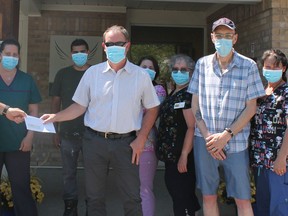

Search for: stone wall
xmin=28 ymin=10 xmax=126 ymax=166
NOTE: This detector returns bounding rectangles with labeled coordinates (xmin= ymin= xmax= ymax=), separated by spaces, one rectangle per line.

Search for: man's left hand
xmin=130 ymin=134 xmax=146 ymax=165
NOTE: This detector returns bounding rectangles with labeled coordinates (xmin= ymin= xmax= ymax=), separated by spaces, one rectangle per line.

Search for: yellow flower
xmin=0 ymin=175 xmax=44 ymax=209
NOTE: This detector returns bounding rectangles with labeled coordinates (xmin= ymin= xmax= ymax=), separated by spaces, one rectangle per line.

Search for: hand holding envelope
xmin=24 ymin=115 xmax=56 ymax=133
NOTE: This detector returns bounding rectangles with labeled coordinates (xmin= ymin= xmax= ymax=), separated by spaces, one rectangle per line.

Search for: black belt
xmin=87 ymin=127 xmax=136 ymax=139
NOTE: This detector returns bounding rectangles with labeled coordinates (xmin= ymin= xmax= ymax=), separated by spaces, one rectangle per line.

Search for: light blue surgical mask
xmin=263 ymin=68 xmax=283 ymax=83
xmin=144 ymin=68 xmax=156 ymax=81
xmin=106 ymin=46 xmax=126 ymax=64
xmin=1 ymin=56 xmax=19 ymax=71
xmin=214 ymin=39 xmax=233 ymax=57
xmin=72 ymin=53 xmax=88 ymax=67
xmin=171 ymin=71 xmax=189 ymax=85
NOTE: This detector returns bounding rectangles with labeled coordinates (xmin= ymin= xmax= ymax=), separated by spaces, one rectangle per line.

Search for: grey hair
xmin=169 ymin=54 xmax=195 ymax=71
xmin=103 ymin=25 xmax=130 ymax=42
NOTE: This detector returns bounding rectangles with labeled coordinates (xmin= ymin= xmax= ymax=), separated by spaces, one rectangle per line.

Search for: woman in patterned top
xmin=250 ymin=49 xmax=288 ymax=216
xmin=138 ymin=56 xmax=166 ymax=216
xmin=156 ymin=54 xmax=200 ymax=216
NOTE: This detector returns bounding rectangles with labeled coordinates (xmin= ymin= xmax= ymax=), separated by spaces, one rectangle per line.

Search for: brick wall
xmin=207 ymin=0 xmax=288 ymax=62
xmin=28 ymin=10 xmax=126 ymax=166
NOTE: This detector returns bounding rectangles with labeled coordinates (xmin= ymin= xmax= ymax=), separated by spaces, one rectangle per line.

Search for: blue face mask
xmin=1 ymin=56 xmax=19 ymax=71
xmin=263 ymin=69 xmax=283 ymax=83
xmin=171 ymin=71 xmax=190 ymax=85
xmin=144 ymin=68 xmax=156 ymax=81
xmin=214 ymin=39 xmax=233 ymax=57
xmin=106 ymin=46 xmax=126 ymax=64
xmin=72 ymin=53 xmax=88 ymax=67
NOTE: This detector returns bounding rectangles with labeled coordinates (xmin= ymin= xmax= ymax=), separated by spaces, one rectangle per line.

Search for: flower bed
xmin=0 ymin=175 xmax=44 ymax=209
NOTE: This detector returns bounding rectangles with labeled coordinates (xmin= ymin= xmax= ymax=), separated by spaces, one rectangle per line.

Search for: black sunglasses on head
xmin=104 ymin=42 xmax=127 ymax=47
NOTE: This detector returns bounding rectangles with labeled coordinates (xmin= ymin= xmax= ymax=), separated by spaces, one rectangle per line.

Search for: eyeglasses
xmin=172 ymin=67 xmax=189 ymax=73
xmin=104 ymin=42 xmax=127 ymax=47
xmin=213 ymin=33 xmax=235 ymax=40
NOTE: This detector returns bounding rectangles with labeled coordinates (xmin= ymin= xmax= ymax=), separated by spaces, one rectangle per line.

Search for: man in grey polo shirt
xmin=42 ymin=25 xmax=160 ymax=216
xmin=188 ymin=18 xmax=265 ymax=216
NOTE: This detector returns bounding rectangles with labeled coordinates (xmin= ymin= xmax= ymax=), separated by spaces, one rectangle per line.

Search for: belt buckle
xmin=104 ymin=132 xmax=112 ymax=139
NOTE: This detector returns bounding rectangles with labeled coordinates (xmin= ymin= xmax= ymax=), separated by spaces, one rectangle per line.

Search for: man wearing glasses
xmin=41 ymin=25 xmax=160 ymax=216
xmin=188 ymin=18 xmax=265 ymax=216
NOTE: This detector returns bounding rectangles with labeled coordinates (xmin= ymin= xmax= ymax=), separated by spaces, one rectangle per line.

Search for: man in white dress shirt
xmin=41 ymin=25 xmax=160 ymax=216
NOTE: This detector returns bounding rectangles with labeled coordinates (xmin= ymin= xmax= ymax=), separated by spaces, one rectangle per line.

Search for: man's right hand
xmin=40 ymin=114 xmax=56 ymax=123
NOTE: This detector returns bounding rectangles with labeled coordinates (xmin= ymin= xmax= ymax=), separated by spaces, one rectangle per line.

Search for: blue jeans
xmin=60 ymin=138 xmax=83 ymax=200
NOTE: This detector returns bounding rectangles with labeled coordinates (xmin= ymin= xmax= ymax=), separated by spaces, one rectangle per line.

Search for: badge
xmin=174 ymin=102 xmax=185 ymax=109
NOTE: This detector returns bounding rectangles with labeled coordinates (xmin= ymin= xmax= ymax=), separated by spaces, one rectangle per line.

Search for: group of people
xmin=0 ymin=17 xmax=288 ymax=216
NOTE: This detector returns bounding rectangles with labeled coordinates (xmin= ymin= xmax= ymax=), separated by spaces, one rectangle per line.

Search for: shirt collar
xmin=230 ymin=51 xmax=241 ymax=69
xmin=122 ymin=60 xmax=133 ymax=74
xmin=212 ymin=50 xmax=240 ymax=71
xmin=103 ymin=60 xmax=133 ymax=74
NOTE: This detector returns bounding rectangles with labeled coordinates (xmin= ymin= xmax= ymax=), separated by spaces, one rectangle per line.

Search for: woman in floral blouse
xmin=250 ymin=49 xmax=288 ymax=216
xmin=156 ymin=54 xmax=200 ymax=216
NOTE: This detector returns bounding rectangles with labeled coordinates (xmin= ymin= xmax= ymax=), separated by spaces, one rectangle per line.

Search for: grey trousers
xmin=83 ymin=129 xmax=142 ymax=216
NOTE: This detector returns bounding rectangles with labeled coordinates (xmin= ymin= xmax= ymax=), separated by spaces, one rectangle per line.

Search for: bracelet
xmin=2 ymin=105 xmax=10 ymax=116
xmin=224 ymin=128 xmax=234 ymax=137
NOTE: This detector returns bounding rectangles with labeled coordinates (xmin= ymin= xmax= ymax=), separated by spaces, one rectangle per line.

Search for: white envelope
xmin=24 ymin=115 xmax=56 ymax=133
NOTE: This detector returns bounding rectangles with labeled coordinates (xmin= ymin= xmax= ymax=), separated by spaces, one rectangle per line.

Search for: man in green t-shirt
xmin=50 ymin=39 xmax=90 ymax=216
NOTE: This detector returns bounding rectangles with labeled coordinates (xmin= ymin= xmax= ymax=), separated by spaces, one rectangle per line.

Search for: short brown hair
xmin=103 ymin=25 xmax=130 ymax=42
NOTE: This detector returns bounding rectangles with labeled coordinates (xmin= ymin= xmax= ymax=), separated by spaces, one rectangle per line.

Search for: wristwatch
xmin=2 ymin=105 xmax=10 ymax=116
xmin=224 ymin=128 xmax=234 ymax=137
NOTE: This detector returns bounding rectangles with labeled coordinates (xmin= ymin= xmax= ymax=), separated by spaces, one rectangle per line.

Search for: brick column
xmin=0 ymin=0 xmax=20 ymax=40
